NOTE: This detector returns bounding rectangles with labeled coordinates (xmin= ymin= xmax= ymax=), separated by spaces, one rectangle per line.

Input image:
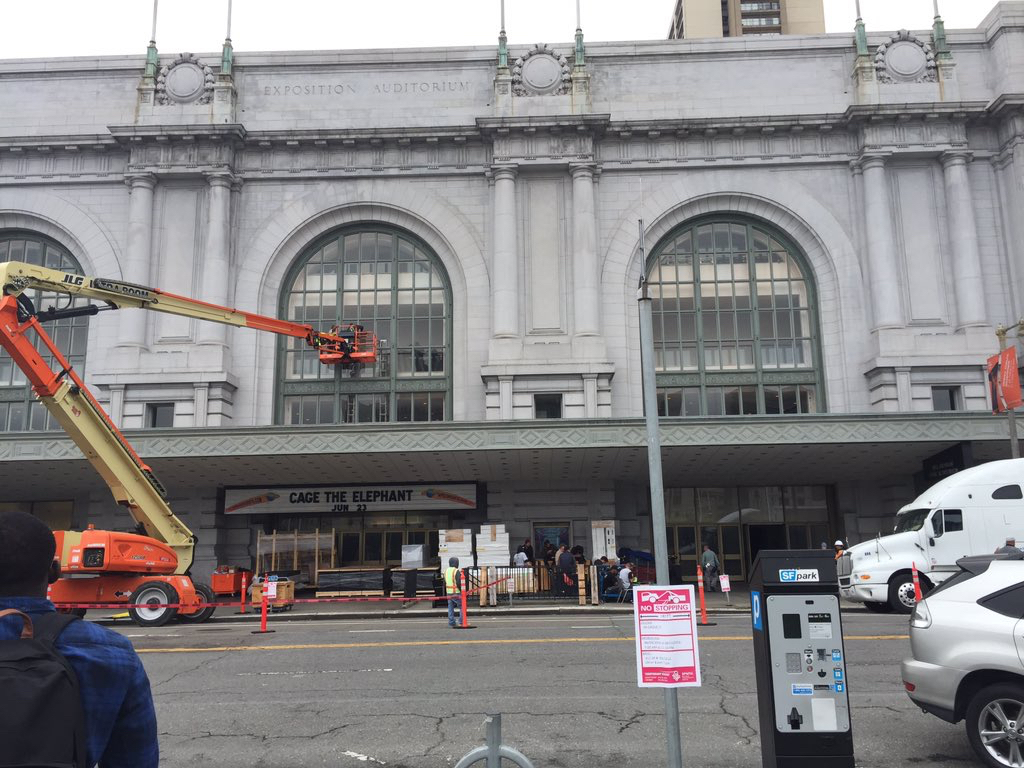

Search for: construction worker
xmin=834 ymin=539 xmax=845 ymax=560
xmin=444 ymin=557 xmax=462 ymax=628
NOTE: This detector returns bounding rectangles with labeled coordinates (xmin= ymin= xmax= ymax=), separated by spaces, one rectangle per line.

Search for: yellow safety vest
xmin=444 ymin=567 xmax=461 ymax=595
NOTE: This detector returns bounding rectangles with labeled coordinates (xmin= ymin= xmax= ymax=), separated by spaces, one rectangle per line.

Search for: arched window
xmin=647 ymin=217 xmax=823 ymax=416
xmin=277 ymin=226 xmax=452 ymax=424
xmin=0 ymin=232 xmax=89 ymax=431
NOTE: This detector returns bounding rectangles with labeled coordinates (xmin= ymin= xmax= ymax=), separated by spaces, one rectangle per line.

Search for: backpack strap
xmin=28 ymin=611 xmax=80 ymax=648
xmin=0 ymin=608 xmax=34 ymax=639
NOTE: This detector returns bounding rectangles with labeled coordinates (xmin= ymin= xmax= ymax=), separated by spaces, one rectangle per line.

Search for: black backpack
xmin=0 ymin=609 xmax=87 ymax=768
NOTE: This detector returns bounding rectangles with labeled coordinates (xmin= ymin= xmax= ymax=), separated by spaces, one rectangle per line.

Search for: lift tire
xmin=887 ymin=573 xmax=917 ymax=614
xmin=177 ymin=583 xmax=216 ymax=624
xmin=863 ymin=600 xmax=892 ymax=614
xmin=128 ymin=581 xmax=179 ymax=627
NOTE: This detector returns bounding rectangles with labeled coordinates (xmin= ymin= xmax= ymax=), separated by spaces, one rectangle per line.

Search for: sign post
xmin=719 ymin=574 xmax=732 ymax=606
xmin=633 ymin=585 xmax=703 ymax=688
xmin=990 ymin=322 xmax=1024 ymax=459
xmin=638 ymin=218 xmax=686 ymax=767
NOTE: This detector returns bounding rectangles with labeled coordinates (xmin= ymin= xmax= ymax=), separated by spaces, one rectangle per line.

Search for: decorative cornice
xmin=0 ymin=414 xmax=1009 ymax=463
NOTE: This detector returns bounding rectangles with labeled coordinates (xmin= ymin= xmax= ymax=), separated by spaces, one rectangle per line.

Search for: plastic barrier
xmin=911 ymin=561 xmax=923 ymax=602
xmin=53 ymin=572 xmax=512 ymax=630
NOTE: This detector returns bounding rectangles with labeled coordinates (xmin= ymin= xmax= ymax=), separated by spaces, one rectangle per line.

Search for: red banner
xmin=987 ymin=347 xmax=1023 ymax=413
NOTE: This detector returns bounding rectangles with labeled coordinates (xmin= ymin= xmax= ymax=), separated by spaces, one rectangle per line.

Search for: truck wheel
xmin=888 ymin=573 xmax=917 ymax=614
xmin=965 ymin=682 xmax=1024 ymax=768
xmin=863 ymin=600 xmax=892 ymax=614
xmin=177 ymin=583 xmax=216 ymax=624
xmin=128 ymin=581 xmax=179 ymax=627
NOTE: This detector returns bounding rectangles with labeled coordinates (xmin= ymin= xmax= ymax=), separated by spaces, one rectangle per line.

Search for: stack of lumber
xmin=475 ymin=524 xmax=510 ymax=566
xmin=438 ymin=528 xmax=474 ymax=567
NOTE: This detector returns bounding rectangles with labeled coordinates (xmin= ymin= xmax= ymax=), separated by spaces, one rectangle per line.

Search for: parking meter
xmin=750 ymin=550 xmax=854 ymax=768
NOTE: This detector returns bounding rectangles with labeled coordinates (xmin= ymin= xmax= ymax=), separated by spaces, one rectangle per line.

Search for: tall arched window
xmin=0 ymin=232 xmax=89 ymax=431
xmin=278 ymin=226 xmax=452 ymax=424
xmin=647 ymin=217 xmax=823 ymax=416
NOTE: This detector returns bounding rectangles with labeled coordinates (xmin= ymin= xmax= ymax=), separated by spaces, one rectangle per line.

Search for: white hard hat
xmin=834 ymin=540 xmax=844 ymax=546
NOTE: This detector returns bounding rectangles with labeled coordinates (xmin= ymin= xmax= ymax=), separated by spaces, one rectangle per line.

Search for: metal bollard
xmin=453 ymin=714 xmax=535 ymax=768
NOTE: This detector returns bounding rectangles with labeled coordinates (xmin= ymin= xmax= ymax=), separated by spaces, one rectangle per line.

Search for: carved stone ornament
xmin=511 ymin=44 xmax=571 ymax=96
xmin=156 ymin=53 xmax=215 ymax=105
xmin=874 ymin=31 xmax=937 ymax=84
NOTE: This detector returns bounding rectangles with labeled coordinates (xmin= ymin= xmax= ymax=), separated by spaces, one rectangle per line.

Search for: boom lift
xmin=0 ymin=260 xmax=377 ymax=626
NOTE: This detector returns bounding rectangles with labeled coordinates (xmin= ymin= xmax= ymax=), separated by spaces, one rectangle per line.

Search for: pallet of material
xmin=475 ymin=524 xmax=510 ymax=567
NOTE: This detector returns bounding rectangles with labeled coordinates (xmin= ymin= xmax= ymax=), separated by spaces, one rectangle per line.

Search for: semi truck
xmin=838 ymin=458 xmax=1024 ymax=613
xmin=0 ymin=259 xmax=377 ymax=626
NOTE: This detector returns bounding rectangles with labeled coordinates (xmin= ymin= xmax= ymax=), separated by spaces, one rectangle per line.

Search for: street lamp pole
xmin=637 ymin=219 xmax=684 ymax=768
xmin=995 ymin=321 xmax=1024 ymax=459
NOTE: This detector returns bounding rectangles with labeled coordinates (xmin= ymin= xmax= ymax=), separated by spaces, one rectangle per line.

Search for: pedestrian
xmin=557 ymin=545 xmax=576 ymax=596
xmin=668 ymin=555 xmax=684 ymax=584
xmin=542 ymin=541 xmax=556 ymax=567
xmin=443 ymin=557 xmax=462 ymax=628
xmin=833 ymin=539 xmax=845 ymax=560
xmin=0 ymin=510 xmax=158 ymax=768
xmin=702 ymin=544 xmax=720 ymax=592
xmin=571 ymin=544 xmax=586 ymax=566
xmin=618 ymin=561 xmax=634 ymax=601
xmin=522 ymin=539 xmax=535 ymax=564
xmin=512 ymin=548 xmax=529 ymax=567
xmin=995 ymin=537 xmax=1020 ymax=554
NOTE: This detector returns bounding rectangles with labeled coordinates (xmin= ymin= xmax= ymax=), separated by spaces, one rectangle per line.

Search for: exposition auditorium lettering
xmin=261 ymin=80 xmax=472 ymax=97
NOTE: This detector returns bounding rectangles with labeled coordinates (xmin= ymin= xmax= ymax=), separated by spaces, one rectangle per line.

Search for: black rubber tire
xmin=965 ymin=682 xmax=1024 ymax=768
xmin=177 ymin=583 xmax=216 ymax=624
xmin=863 ymin=600 xmax=892 ymax=614
xmin=888 ymin=574 xmax=917 ymax=614
xmin=128 ymin=581 xmax=179 ymax=627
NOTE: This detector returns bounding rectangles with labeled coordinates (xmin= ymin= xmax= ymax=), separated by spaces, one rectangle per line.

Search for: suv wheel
xmin=965 ymin=683 xmax=1024 ymax=768
xmin=888 ymin=574 xmax=918 ymax=614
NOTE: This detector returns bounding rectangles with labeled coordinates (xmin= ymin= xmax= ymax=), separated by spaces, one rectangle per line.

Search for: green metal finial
xmin=575 ymin=27 xmax=585 ymax=68
xmin=933 ymin=15 xmax=951 ymax=58
xmin=855 ymin=19 xmax=868 ymax=57
xmin=143 ymin=40 xmax=159 ymax=81
xmin=498 ymin=29 xmax=508 ymax=70
xmin=221 ymin=38 xmax=234 ymax=76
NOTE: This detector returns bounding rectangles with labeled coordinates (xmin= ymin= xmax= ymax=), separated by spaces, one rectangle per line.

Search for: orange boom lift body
xmin=0 ymin=260 xmax=377 ymax=625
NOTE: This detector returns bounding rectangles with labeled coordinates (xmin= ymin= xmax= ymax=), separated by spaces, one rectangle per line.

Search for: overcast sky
xmin=0 ymin=1 xmax=1000 ymax=59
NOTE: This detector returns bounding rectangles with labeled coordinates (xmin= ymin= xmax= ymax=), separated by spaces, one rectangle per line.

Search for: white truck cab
xmin=838 ymin=459 xmax=1024 ymax=613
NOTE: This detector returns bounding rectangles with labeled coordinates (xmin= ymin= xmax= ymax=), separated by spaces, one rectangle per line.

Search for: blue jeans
xmin=447 ymin=595 xmax=461 ymax=626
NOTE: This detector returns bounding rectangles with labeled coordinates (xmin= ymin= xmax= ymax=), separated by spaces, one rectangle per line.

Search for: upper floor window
xmin=277 ymin=227 xmax=452 ymax=425
xmin=0 ymin=233 xmax=89 ymax=431
xmin=648 ymin=217 xmax=823 ymax=416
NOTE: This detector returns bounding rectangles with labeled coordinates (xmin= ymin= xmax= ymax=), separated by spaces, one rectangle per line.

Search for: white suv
xmin=901 ymin=553 xmax=1024 ymax=767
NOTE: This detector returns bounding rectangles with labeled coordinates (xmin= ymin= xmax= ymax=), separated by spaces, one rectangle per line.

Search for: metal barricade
xmin=454 ymin=714 xmax=535 ymax=768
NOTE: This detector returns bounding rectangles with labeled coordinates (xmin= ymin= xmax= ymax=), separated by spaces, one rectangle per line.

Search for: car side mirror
xmin=928 ymin=537 xmax=935 ymax=547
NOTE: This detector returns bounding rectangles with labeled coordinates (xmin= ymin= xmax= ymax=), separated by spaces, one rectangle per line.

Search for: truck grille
xmin=836 ymin=553 xmax=852 ymax=578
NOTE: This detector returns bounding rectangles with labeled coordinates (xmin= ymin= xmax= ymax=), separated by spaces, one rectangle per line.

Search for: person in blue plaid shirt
xmin=0 ymin=510 xmax=159 ymax=768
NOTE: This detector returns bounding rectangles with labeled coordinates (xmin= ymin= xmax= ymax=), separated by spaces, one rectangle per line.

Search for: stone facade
xmin=1 ymin=4 xmax=1023 ymax=574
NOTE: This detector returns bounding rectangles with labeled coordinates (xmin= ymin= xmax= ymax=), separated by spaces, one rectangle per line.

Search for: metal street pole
xmin=995 ymin=322 xmax=1023 ymax=459
xmin=637 ymin=219 xmax=683 ymax=768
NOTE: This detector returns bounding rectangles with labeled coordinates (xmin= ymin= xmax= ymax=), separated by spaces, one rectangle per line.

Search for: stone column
xmin=571 ymin=163 xmax=600 ymax=338
xmin=583 ymin=373 xmax=599 ymax=418
xmin=941 ymin=152 xmax=987 ymax=328
xmin=860 ymin=155 xmax=904 ymax=329
xmin=118 ymin=173 xmax=156 ymax=347
xmin=492 ymin=165 xmax=519 ymax=339
xmin=198 ymin=172 xmax=234 ymax=347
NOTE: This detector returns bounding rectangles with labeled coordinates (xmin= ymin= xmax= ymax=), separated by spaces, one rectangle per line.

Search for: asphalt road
xmin=120 ymin=612 xmax=980 ymax=768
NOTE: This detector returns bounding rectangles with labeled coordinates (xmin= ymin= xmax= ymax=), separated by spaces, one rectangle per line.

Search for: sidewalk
xmin=90 ymin=584 xmax=865 ymax=627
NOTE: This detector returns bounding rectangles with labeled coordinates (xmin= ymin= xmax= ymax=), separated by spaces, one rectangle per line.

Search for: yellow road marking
xmin=135 ymin=634 xmax=908 ymax=654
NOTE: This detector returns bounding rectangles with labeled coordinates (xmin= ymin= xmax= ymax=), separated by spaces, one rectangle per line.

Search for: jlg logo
xmin=62 ymin=273 xmax=84 ymax=286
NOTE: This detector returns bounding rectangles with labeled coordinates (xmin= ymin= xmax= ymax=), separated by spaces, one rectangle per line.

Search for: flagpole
xmin=996 ymin=322 xmax=1023 ymax=459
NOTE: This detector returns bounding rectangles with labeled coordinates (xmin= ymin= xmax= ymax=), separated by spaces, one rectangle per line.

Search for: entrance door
xmin=747 ymin=525 xmax=787 ymax=568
